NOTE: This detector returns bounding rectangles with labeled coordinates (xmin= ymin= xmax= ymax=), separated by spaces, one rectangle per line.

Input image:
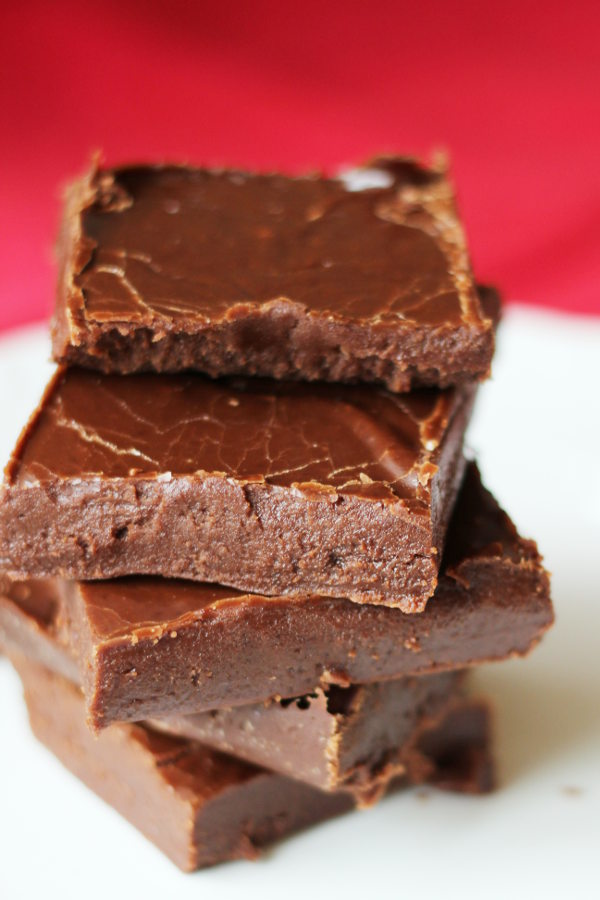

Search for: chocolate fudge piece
xmin=0 ymin=368 xmax=475 ymax=608
xmin=16 ymin=661 xmax=493 ymax=870
xmin=155 ymin=673 xmax=465 ymax=798
xmin=161 ymin=688 xmax=496 ymax=798
xmin=52 ymin=157 xmax=495 ymax=391
xmin=0 ymin=579 xmax=80 ymax=684
xmin=0 ymin=583 xmax=463 ymax=797
xmin=0 ymin=466 xmax=553 ymax=726
xmin=16 ymin=661 xmax=353 ymax=871
xmin=0 ymin=587 xmax=483 ymax=800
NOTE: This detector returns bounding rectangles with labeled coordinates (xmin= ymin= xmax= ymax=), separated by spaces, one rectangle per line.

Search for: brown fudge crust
xmin=0 ymin=368 xmax=476 ymax=609
xmin=16 ymin=660 xmax=353 ymax=871
xmin=0 ymin=465 xmax=554 ymax=726
xmin=52 ymin=157 xmax=494 ymax=391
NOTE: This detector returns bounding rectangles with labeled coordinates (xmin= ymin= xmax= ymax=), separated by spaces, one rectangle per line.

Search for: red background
xmin=1 ymin=0 xmax=599 ymax=333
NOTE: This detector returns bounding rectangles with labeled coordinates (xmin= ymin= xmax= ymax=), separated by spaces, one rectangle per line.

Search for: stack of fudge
xmin=0 ymin=157 xmax=553 ymax=871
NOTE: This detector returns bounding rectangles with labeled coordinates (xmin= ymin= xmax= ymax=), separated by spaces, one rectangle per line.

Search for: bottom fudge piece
xmin=17 ymin=660 xmax=353 ymax=871
xmin=0 ymin=589 xmax=466 ymax=799
xmin=16 ymin=661 xmax=493 ymax=871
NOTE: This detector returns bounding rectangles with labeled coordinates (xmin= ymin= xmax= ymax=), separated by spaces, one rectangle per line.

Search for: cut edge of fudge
xmin=0 ymin=465 xmax=553 ymax=727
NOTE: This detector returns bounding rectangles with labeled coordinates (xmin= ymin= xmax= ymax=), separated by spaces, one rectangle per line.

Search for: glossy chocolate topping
xmin=66 ymin=158 xmax=483 ymax=330
xmin=7 ymin=367 xmax=464 ymax=505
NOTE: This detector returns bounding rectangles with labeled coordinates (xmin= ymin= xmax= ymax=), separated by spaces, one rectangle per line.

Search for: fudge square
xmin=0 ymin=367 xmax=475 ymax=608
xmin=16 ymin=660 xmax=353 ymax=872
xmin=1 ymin=583 xmax=467 ymax=800
xmin=53 ymin=156 xmax=494 ymax=390
xmin=16 ymin=660 xmax=493 ymax=871
xmin=0 ymin=465 xmax=553 ymax=726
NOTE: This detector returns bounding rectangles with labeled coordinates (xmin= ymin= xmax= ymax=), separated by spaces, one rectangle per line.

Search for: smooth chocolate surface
xmin=53 ymin=157 xmax=494 ymax=391
xmin=0 ymin=466 xmax=553 ymax=726
xmin=0 ymin=367 xmax=475 ymax=608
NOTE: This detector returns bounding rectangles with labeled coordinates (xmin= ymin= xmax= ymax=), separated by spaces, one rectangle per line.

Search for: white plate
xmin=1 ymin=309 xmax=599 ymax=900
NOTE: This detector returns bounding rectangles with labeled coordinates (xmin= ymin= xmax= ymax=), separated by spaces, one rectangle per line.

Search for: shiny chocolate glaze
xmin=53 ymin=159 xmax=494 ymax=389
xmin=0 ymin=368 xmax=475 ymax=606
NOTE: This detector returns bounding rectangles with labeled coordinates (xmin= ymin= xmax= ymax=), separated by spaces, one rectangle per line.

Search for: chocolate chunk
xmin=53 ymin=158 xmax=494 ymax=391
xmin=0 ymin=584 xmax=464 ymax=797
xmin=0 ymin=466 xmax=553 ymax=727
xmin=412 ymin=700 xmax=495 ymax=794
xmin=155 ymin=673 xmax=465 ymax=799
xmin=16 ymin=660 xmax=353 ymax=871
xmin=15 ymin=660 xmax=493 ymax=870
xmin=0 ymin=368 xmax=476 ymax=608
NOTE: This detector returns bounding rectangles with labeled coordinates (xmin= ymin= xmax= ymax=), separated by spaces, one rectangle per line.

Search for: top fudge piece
xmin=52 ymin=157 xmax=494 ymax=390
xmin=0 ymin=367 xmax=474 ymax=608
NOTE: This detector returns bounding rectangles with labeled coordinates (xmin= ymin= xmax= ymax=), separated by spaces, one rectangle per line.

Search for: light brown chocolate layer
xmin=16 ymin=661 xmax=353 ymax=871
xmin=53 ymin=158 xmax=494 ymax=391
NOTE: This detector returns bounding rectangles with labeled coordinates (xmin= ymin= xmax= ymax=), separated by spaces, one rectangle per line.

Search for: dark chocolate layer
xmin=0 ymin=367 xmax=475 ymax=608
xmin=0 ymin=466 xmax=553 ymax=726
xmin=53 ymin=158 xmax=494 ymax=391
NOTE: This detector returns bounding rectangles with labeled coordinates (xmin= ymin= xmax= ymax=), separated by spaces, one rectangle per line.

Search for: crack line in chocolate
xmin=12 ymin=368 xmax=460 ymax=507
xmin=69 ymin=160 xmax=483 ymax=329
